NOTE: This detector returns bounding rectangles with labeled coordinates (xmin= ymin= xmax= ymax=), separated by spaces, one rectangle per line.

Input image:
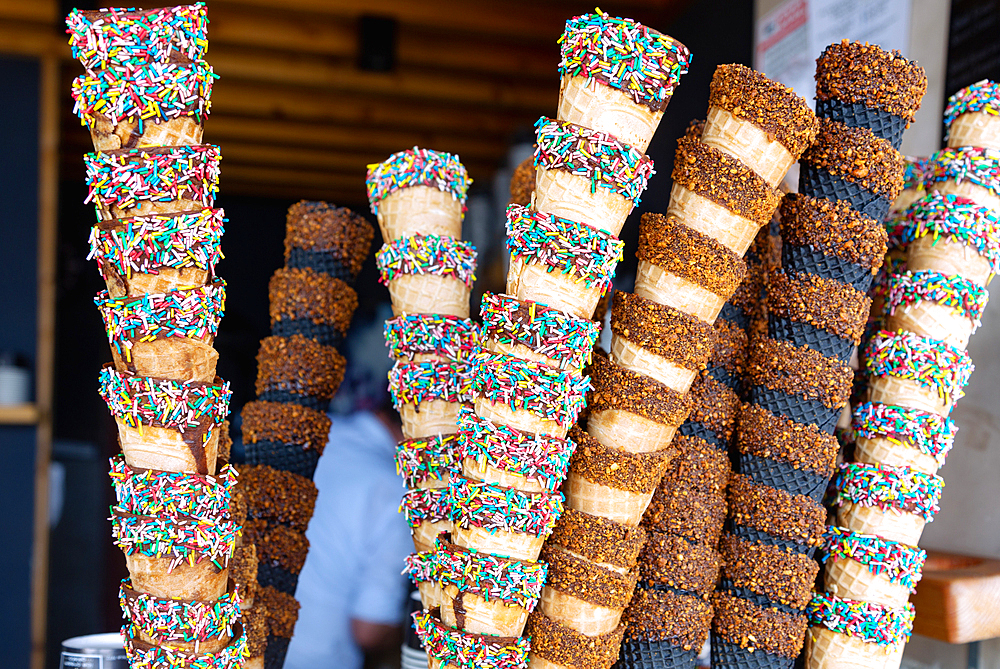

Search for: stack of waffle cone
xmin=68 ymin=3 xmax=250 ymax=662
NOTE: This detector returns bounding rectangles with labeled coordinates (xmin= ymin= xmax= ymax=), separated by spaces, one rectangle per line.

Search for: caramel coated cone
xmin=507 ymin=255 xmax=604 ymax=320
xmin=557 ymin=74 xmax=663 ymax=153
xmin=534 ymin=166 xmax=634 ymax=237
xmin=824 ymin=558 xmax=911 ymax=609
xmin=388 ymin=274 xmax=471 ymax=318
xmin=702 ymin=105 xmax=795 ymax=188
xmin=90 ymin=115 xmax=204 ymax=152
xmin=906 ymin=234 xmax=994 ymax=287
xmin=117 ymin=421 xmax=220 ymax=475
xmin=400 ymin=400 xmax=463 ymax=440
xmin=667 ymin=182 xmax=761 ymax=256
xmin=474 ymin=397 xmax=569 ymax=440
xmin=563 ymin=470 xmax=654 ymax=526
xmin=948 ymin=112 xmax=1000 ymax=151
xmin=932 ymin=179 xmax=1000 ymax=215
xmin=886 ymin=300 xmax=975 ymax=350
xmin=452 ymin=523 xmax=545 ymax=562
xmin=587 ymin=409 xmax=678 ymax=454
xmin=807 ymin=626 xmax=905 ymax=669
xmin=610 ymin=335 xmax=698 ymax=394
xmin=539 ymin=587 xmax=623 ymax=636
xmin=635 ymin=260 xmax=728 ymax=323
xmin=125 ymin=553 xmax=228 ymax=601
xmin=854 ymin=435 xmax=940 ymax=475
xmin=836 ymin=501 xmax=926 ymax=546
xmin=112 ymin=337 xmax=219 ymax=384
xmin=440 ymin=586 xmax=531 ymax=636
xmin=376 ymin=185 xmax=463 ymax=243
xmin=867 ymin=375 xmax=951 ymax=416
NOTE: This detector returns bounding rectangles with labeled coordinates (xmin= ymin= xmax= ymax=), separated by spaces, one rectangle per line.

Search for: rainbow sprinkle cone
xmin=945 ymin=79 xmax=1000 ymax=151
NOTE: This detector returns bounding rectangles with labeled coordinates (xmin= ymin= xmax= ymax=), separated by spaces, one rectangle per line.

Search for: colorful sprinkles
xmin=120 ymin=578 xmax=241 ymax=644
xmin=404 ymin=551 xmax=438 ymax=585
xmin=366 ymin=147 xmax=471 ymax=214
xmin=66 ymin=3 xmax=209 ymax=71
xmin=807 ymin=592 xmax=915 ymax=647
xmin=376 ymin=234 xmax=477 ymax=288
xmin=88 ymin=209 xmax=225 ymax=281
xmin=559 ymin=10 xmax=690 ymax=111
xmin=122 ymin=623 xmax=248 ymax=669
xmin=84 ymin=145 xmax=221 ymax=216
xmin=852 ymin=401 xmax=957 ymax=465
xmin=479 ymin=292 xmax=599 ymax=372
xmin=99 ymin=365 xmax=230 ymax=433
xmin=505 ymin=204 xmax=624 ymax=293
xmin=387 ymin=359 xmax=475 ymax=409
xmin=455 ymin=405 xmax=576 ymax=493
xmin=449 ymin=477 xmax=564 ymax=539
xmin=834 ymin=462 xmax=943 ymax=521
xmin=395 ymin=434 xmax=461 ymax=489
xmin=864 ymin=329 xmax=974 ymax=405
xmin=435 ymin=538 xmax=548 ymax=609
xmin=110 ymin=456 xmax=236 ymax=519
xmin=384 ymin=313 xmax=479 ymax=361
xmin=900 ymin=192 xmax=1000 ymax=274
xmin=400 ymin=488 xmax=452 ymax=529
xmin=72 ymin=60 xmax=216 ymax=131
xmin=111 ymin=511 xmax=238 ymax=570
xmin=822 ymin=526 xmax=926 ymax=592
xmin=885 ymin=269 xmax=989 ymax=328
xmin=472 ymin=350 xmax=591 ymax=428
xmin=534 ymin=116 xmax=654 ymax=205
xmin=924 ymin=146 xmax=1000 ymax=198
xmin=412 ymin=610 xmax=529 ymax=669
xmin=944 ymin=79 xmax=1000 ymax=135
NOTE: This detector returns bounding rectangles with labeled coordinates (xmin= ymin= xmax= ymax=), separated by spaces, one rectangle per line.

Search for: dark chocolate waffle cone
xmin=798 ymin=163 xmax=892 ymax=221
xmin=271 ymin=317 xmax=344 ymax=348
xmin=245 ymin=439 xmax=321 ymax=480
xmin=727 ymin=524 xmax=817 ymax=559
xmin=615 ymin=637 xmax=699 ymax=669
xmin=257 ymin=561 xmax=299 ymax=595
xmin=815 ymin=98 xmax=907 ymax=149
xmin=767 ymin=317 xmax=854 ymax=363
xmin=264 ymin=635 xmax=290 ymax=669
xmin=748 ymin=388 xmax=840 ymax=434
xmin=780 ymin=243 xmax=873 ymax=292
xmin=286 ymin=247 xmax=356 ymax=284
xmin=711 ymin=634 xmax=794 ymax=669
xmin=718 ymin=302 xmax=750 ymax=330
xmin=677 ymin=420 xmax=728 ymax=449
xmin=737 ymin=453 xmax=828 ymax=501
xmin=256 ymin=388 xmax=330 ymax=412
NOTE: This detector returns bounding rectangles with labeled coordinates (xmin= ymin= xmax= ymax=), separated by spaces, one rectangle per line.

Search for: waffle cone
xmin=587 ymin=409 xmax=678 ymax=454
xmin=886 ymin=300 xmax=974 ymax=350
xmin=125 ymin=553 xmax=228 ymax=601
xmin=400 ymin=400 xmax=462 ymax=440
xmin=948 ymin=112 xmax=1000 ymax=151
xmin=418 ymin=580 xmax=444 ymax=610
xmin=440 ymin=585 xmax=531 ymax=636
xmin=868 ymin=375 xmax=951 ymax=416
xmin=890 ymin=188 xmax=926 ymax=215
xmin=453 ymin=523 xmax=545 ymax=561
xmin=104 ymin=197 xmax=207 ymax=222
xmin=635 ymin=260 xmax=727 ymax=323
xmin=474 ymin=398 xmax=569 ymax=440
xmin=135 ymin=627 xmax=229 ymax=654
xmin=112 ymin=337 xmax=219 ymax=384
xmin=836 ymin=501 xmax=926 ymax=546
xmin=932 ymin=179 xmax=1000 ymax=215
xmin=463 ymin=456 xmax=548 ymax=494
xmin=388 ymin=274 xmax=471 ymax=318
xmin=557 ymin=74 xmax=663 ymax=153
xmin=485 ymin=338 xmax=564 ymax=372
xmin=824 ymin=557 xmax=911 ymax=608
xmin=507 ymin=255 xmax=602 ymax=320
xmin=666 ymin=182 xmax=761 ymax=256
xmin=529 ymin=656 xmax=570 ymax=669
xmin=412 ymin=519 xmax=452 ymax=553
xmin=539 ymin=586 xmax=623 ymax=636
xmin=563 ymin=470 xmax=654 ymax=526
xmin=855 ymin=435 xmax=940 ymax=475
xmin=89 ymin=114 xmax=204 ymax=152
xmin=376 ymin=185 xmax=463 ymax=243
xmin=246 ymin=658 xmax=264 ymax=669
xmin=610 ymin=335 xmax=698 ymax=394
xmin=702 ymin=106 xmax=795 ymax=187
xmin=117 ymin=420 xmax=220 ymax=475
xmin=104 ymin=265 xmax=210 ymax=299
xmin=806 ymin=625 xmax=904 ymax=669
xmin=906 ymin=233 xmax=993 ymax=286
xmin=534 ymin=166 xmax=633 ymax=237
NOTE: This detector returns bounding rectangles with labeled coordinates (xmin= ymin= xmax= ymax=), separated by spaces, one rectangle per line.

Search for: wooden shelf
xmin=0 ymin=403 xmax=40 ymax=425
xmin=912 ymin=550 xmax=1000 ymax=643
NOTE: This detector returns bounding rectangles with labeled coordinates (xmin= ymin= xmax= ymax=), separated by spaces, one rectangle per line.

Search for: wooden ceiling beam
xmin=0 ymin=0 xmax=56 ymax=23
xmin=0 ymin=19 xmax=66 ymax=57
xmin=221 ymin=180 xmax=369 ymax=206
xmin=208 ymin=44 xmax=555 ymax=111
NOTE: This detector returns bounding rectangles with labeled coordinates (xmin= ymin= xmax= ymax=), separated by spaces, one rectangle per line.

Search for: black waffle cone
xmin=706 ymin=362 xmax=738 ymax=390
xmin=798 ymin=163 xmax=892 ymax=221
xmin=718 ymin=302 xmax=750 ymax=330
xmin=257 ymin=387 xmax=331 ymax=412
xmin=271 ymin=317 xmax=344 ymax=348
xmin=815 ymin=98 xmax=907 ymax=150
xmin=245 ymin=439 xmax=320 ymax=479
xmin=767 ymin=317 xmax=855 ymax=363
xmin=676 ymin=420 xmax=727 ymax=449
xmin=711 ymin=634 xmax=795 ymax=669
xmin=738 ymin=453 xmax=828 ymax=502
xmin=264 ymin=635 xmax=291 ymax=669
xmin=615 ymin=637 xmax=700 ymax=669
xmin=286 ymin=247 xmax=356 ymax=284
xmin=748 ymin=388 xmax=840 ymax=434
xmin=257 ymin=561 xmax=300 ymax=595
xmin=717 ymin=579 xmax=804 ymax=615
xmin=727 ymin=524 xmax=818 ymax=559
xmin=781 ymin=243 xmax=874 ymax=293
